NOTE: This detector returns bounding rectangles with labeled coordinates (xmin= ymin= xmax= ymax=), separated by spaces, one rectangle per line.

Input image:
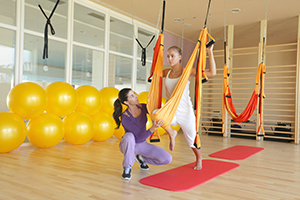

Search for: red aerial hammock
xmin=221 ymin=0 xmax=266 ymax=136
xmin=222 ymin=59 xmax=266 ymax=135
xmin=147 ymin=0 xmax=215 ymax=148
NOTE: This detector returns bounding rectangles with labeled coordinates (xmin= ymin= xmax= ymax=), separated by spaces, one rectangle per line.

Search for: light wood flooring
xmin=1 ymin=131 xmax=300 ymax=200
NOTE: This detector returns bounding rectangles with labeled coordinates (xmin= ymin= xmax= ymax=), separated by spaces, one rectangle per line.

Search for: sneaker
xmin=135 ymin=155 xmax=149 ymax=170
xmin=122 ymin=167 xmax=131 ymax=180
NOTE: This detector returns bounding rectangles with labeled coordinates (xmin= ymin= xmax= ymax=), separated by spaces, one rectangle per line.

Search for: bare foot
xmin=194 ymin=157 xmax=202 ymax=170
xmin=169 ymin=130 xmax=177 ymax=151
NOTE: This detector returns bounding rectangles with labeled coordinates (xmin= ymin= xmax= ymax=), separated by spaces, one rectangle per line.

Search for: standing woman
xmin=113 ymin=88 xmax=172 ymax=180
xmin=163 ymin=45 xmax=216 ymax=170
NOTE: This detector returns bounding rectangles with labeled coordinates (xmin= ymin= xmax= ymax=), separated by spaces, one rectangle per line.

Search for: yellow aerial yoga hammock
xmin=147 ymin=0 xmax=215 ymax=148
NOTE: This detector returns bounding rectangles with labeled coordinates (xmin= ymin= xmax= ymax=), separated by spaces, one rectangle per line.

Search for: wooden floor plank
xmin=1 ymin=131 xmax=300 ymax=199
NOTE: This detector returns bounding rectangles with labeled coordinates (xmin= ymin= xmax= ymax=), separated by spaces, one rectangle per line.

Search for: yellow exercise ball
xmin=157 ymin=127 xmax=166 ymax=135
xmin=161 ymin=97 xmax=166 ymax=106
xmin=91 ymin=112 xmax=115 ymax=142
xmin=138 ymin=91 xmax=148 ymax=104
xmin=114 ymin=123 xmax=125 ymax=140
xmin=7 ymin=82 xmax=47 ymax=119
xmin=171 ymin=124 xmax=181 ymax=132
xmin=0 ymin=112 xmax=27 ymax=153
xmin=45 ymin=82 xmax=78 ymax=117
xmin=76 ymin=85 xmax=102 ymax=116
xmin=146 ymin=114 xmax=152 ymax=130
xmin=63 ymin=112 xmax=94 ymax=145
xmin=99 ymin=87 xmax=119 ymax=116
xmin=138 ymin=91 xmax=166 ymax=106
xmin=27 ymin=113 xmax=64 ymax=148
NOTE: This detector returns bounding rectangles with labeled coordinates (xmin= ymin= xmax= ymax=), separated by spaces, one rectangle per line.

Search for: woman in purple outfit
xmin=113 ymin=88 xmax=172 ymax=180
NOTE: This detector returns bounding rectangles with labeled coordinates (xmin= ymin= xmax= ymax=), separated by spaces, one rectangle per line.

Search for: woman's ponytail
xmin=112 ymin=88 xmax=131 ymax=129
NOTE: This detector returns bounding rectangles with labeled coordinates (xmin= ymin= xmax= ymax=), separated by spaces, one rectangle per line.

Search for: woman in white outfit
xmin=163 ymin=45 xmax=216 ymax=170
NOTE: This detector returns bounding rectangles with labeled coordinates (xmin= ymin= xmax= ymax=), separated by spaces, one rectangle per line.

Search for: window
xmin=0 ymin=0 xmax=16 ymax=25
xmin=0 ymin=27 xmax=15 ymax=111
xmin=109 ymin=54 xmax=132 ymax=90
xmin=72 ymin=45 xmax=104 ymax=89
xmin=74 ymin=3 xmax=105 ymax=48
xmin=110 ymin=17 xmax=133 ymax=55
xmin=23 ymin=34 xmax=67 ymax=86
xmin=25 ymin=0 xmax=68 ymax=39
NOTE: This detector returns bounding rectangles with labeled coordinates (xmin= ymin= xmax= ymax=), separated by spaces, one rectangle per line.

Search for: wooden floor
xmin=1 ymin=131 xmax=300 ymax=200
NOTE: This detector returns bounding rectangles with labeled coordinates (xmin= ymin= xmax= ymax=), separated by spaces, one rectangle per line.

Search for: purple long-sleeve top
xmin=121 ymin=103 xmax=153 ymax=143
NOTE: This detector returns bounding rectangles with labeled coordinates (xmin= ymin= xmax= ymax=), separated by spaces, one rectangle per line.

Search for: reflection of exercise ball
xmin=76 ymin=85 xmax=102 ymax=116
xmin=46 ymin=82 xmax=78 ymax=117
xmin=114 ymin=124 xmax=125 ymax=140
xmin=0 ymin=112 xmax=27 ymax=153
xmin=99 ymin=87 xmax=119 ymax=116
xmin=7 ymin=82 xmax=47 ymax=119
xmin=138 ymin=91 xmax=166 ymax=106
xmin=27 ymin=113 xmax=64 ymax=148
xmin=63 ymin=112 xmax=94 ymax=145
xmin=91 ymin=112 xmax=115 ymax=142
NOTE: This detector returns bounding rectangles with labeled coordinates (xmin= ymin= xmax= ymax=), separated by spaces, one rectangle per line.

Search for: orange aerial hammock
xmin=147 ymin=0 xmax=215 ymax=148
xmin=222 ymin=40 xmax=266 ymax=136
xmin=222 ymin=0 xmax=267 ymax=136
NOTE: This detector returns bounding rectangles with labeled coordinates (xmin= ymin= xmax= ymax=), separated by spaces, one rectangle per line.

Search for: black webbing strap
xmin=136 ymin=35 xmax=155 ymax=66
xmin=203 ymin=0 xmax=211 ymax=28
xmin=38 ymin=0 xmax=60 ymax=59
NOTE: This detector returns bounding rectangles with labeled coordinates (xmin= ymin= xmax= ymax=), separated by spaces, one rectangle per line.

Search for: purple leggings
xmin=119 ymin=132 xmax=172 ymax=168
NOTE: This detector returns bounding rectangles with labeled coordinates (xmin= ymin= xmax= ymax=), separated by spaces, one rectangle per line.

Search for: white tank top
xmin=164 ymin=70 xmax=192 ymax=112
xmin=165 ymin=70 xmax=180 ymax=99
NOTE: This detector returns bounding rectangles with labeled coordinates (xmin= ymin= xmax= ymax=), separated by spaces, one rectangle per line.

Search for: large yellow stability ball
xmin=91 ymin=112 xmax=115 ymax=142
xmin=27 ymin=113 xmax=64 ymax=148
xmin=99 ymin=87 xmax=119 ymax=116
xmin=138 ymin=91 xmax=166 ymax=106
xmin=7 ymin=82 xmax=47 ymax=119
xmin=171 ymin=124 xmax=181 ymax=132
xmin=76 ymin=85 xmax=102 ymax=116
xmin=63 ymin=112 xmax=95 ymax=145
xmin=46 ymin=82 xmax=78 ymax=117
xmin=114 ymin=123 xmax=125 ymax=140
xmin=0 ymin=112 xmax=27 ymax=153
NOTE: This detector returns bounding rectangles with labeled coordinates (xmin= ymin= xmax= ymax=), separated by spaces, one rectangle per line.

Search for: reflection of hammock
xmin=222 ymin=62 xmax=266 ymax=136
xmin=147 ymin=27 xmax=214 ymax=148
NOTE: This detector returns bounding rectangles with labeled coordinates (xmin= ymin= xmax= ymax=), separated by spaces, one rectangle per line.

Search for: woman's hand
xmin=149 ymin=119 xmax=164 ymax=133
xmin=206 ymin=43 xmax=214 ymax=55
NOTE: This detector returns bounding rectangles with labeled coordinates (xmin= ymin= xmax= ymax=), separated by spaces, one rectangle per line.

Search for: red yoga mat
xmin=140 ymin=159 xmax=239 ymax=191
xmin=209 ymin=145 xmax=264 ymax=160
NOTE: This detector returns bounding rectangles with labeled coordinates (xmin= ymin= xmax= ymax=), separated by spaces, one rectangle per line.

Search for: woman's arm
xmin=205 ymin=44 xmax=217 ymax=78
xmin=189 ymin=44 xmax=216 ymax=78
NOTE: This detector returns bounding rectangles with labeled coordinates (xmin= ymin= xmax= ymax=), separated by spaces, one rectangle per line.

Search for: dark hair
xmin=113 ymin=88 xmax=131 ymax=129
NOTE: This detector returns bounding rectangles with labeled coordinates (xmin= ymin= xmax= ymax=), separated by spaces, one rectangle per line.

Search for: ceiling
xmin=92 ymin=0 xmax=300 ymax=49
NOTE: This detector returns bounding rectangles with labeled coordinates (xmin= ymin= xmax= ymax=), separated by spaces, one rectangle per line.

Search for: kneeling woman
xmin=113 ymin=88 xmax=172 ymax=180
